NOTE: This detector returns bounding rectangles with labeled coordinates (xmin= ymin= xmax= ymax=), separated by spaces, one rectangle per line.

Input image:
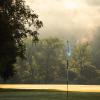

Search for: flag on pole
xmin=65 ymin=40 xmax=71 ymax=59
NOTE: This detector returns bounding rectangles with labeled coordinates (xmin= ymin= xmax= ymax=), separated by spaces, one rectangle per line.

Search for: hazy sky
xmin=26 ymin=0 xmax=100 ymax=42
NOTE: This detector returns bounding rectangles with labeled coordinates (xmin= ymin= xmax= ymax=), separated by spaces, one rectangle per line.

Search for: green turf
xmin=0 ymin=89 xmax=100 ymax=100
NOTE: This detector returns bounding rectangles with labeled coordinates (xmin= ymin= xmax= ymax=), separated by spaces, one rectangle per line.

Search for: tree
xmin=26 ymin=38 xmax=66 ymax=83
xmin=11 ymin=38 xmax=68 ymax=84
xmin=41 ymin=38 xmax=65 ymax=83
xmin=70 ymin=42 xmax=100 ymax=84
xmin=71 ymin=42 xmax=92 ymax=74
xmin=0 ymin=0 xmax=43 ymax=81
xmin=81 ymin=65 xmax=99 ymax=80
xmin=92 ymin=28 xmax=100 ymax=69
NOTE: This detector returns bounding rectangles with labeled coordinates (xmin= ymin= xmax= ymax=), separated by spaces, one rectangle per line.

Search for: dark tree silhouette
xmin=0 ymin=0 xmax=43 ymax=81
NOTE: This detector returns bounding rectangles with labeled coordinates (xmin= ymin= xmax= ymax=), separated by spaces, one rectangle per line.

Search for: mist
xmin=25 ymin=0 xmax=100 ymax=42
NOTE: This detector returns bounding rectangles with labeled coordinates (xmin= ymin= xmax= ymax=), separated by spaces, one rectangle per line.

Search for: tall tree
xmin=92 ymin=28 xmax=100 ymax=69
xmin=14 ymin=38 xmax=67 ymax=83
xmin=0 ymin=0 xmax=43 ymax=81
xmin=71 ymin=42 xmax=92 ymax=74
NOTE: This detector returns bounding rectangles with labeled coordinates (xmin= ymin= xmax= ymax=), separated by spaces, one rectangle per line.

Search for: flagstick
xmin=67 ymin=59 xmax=69 ymax=100
xmin=66 ymin=40 xmax=70 ymax=100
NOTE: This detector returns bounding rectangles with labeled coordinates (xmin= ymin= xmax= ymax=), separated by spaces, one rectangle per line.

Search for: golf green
xmin=0 ymin=89 xmax=100 ymax=100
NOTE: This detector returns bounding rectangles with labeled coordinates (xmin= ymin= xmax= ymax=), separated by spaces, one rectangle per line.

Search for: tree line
xmin=0 ymin=36 xmax=99 ymax=84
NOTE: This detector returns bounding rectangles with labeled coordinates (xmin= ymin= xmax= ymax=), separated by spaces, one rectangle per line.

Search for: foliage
xmin=81 ymin=65 xmax=98 ymax=79
xmin=1 ymin=38 xmax=98 ymax=84
xmin=0 ymin=0 xmax=43 ymax=81
xmin=0 ymin=37 xmax=99 ymax=84
xmin=92 ymin=28 xmax=100 ymax=69
xmin=71 ymin=42 xmax=92 ymax=74
xmin=14 ymin=38 xmax=67 ymax=83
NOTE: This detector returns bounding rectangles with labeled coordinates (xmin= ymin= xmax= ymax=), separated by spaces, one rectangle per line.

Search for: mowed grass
xmin=0 ymin=89 xmax=100 ymax=100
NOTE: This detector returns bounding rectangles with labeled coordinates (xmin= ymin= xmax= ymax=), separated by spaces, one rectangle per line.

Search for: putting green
xmin=0 ymin=89 xmax=100 ymax=100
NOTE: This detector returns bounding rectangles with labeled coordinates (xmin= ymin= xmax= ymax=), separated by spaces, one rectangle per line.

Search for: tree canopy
xmin=92 ymin=28 xmax=100 ymax=69
xmin=0 ymin=0 xmax=43 ymax=81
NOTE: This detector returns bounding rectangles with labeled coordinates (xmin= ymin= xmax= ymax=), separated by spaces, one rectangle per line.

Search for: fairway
xmin=0 ymin=89 xmax=100 ymax=100
xmin=0 ymin=84 xmax=100 ymax=92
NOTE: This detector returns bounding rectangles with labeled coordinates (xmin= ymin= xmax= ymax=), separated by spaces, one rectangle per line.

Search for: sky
xmin=25 ymin=0 xmax=100 ymax=42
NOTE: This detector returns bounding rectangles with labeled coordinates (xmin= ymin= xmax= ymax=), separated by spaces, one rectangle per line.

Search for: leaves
xmin=0 ymin=0 xmax=43 ymax=81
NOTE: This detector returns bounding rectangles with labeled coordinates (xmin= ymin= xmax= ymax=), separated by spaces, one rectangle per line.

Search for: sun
xmin=64 ymin=1 xmax=81 ymax=10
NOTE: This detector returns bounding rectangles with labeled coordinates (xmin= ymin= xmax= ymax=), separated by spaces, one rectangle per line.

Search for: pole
xmin=67 ymin=59 xmax=69 ymax=100
xmin=66 ymin=40 xmax=70 ymax=100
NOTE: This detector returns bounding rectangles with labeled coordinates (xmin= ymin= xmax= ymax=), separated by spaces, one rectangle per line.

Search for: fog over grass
xmin=26 ymin=0 xmax=100 ymax=42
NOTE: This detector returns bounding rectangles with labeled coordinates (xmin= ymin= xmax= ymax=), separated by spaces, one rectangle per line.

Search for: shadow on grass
xmin=0 ymin=89 xmax=100 ymax=100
